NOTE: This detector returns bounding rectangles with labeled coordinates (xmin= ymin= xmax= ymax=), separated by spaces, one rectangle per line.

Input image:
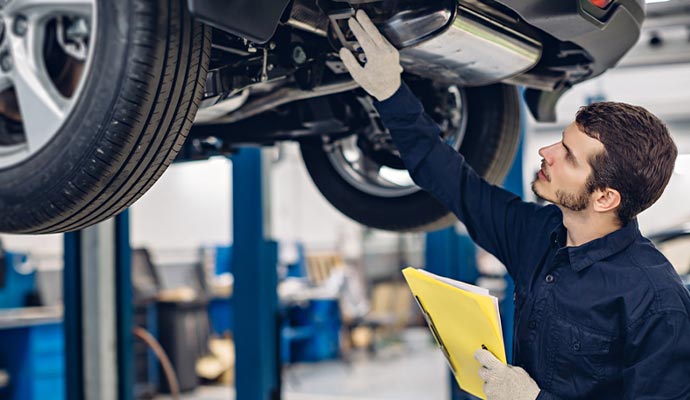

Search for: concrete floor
xmin=154 ymin=328 xmax=451 ymax=400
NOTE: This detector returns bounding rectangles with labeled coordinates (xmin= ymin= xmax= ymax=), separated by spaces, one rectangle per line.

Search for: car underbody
xmin=0 ymin=0 xmax=644 ymax=233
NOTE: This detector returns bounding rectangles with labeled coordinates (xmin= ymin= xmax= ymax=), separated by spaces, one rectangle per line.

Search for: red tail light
xmin=589 ymin=0 xmax=613 ymax=8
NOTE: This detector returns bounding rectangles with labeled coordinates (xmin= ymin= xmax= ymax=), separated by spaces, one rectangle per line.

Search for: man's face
xmin=531 ymin=121 xmax=606 ymax=211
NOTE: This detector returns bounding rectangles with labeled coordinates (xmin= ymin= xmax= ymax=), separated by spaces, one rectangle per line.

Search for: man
xmin=339 ymin=10 xmax=690 ymax=400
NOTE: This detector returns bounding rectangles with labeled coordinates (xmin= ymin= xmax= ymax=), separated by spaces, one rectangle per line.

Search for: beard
xmin=531 ymin=178 xmax=548 ymax=204
xmin=555 ymin=188 xmax=590 ymax=211
xmin=531 ymin=175 xmax=591 ymax=211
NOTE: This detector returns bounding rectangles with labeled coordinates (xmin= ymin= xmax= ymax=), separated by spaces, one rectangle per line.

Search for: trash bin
xmin=156 ymin=298 xmax=210 ymax=393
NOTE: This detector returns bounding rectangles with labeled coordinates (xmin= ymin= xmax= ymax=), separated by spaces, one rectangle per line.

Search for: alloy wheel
xmin=325 ymin=85 xmax=467 ymax=198
xmin=0 ymin=0 xmax=96 ymax=168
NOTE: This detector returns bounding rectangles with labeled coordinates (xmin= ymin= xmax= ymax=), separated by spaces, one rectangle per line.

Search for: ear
xmin=592 ymin=187 xmax=621 ymax=213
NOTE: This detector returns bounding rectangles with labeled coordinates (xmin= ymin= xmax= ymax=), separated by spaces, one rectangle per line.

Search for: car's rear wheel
xmin=0 ymin=0 xmax=210 ymax=233
xmin=300 ymin=81 xmax=521 ymax=232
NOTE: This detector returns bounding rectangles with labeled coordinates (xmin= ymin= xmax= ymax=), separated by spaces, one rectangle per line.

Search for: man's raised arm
xmin=339 ymin=10 xmax=553 ymax=272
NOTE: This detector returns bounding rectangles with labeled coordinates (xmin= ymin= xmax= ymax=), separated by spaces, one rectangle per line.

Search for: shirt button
xmin=545 ymin=274 xmax=555 ymax=283
xmin=528 ymin=321 xmax=536 ymax=329
xmin=573 ymin=341 xmax=581 ymax=351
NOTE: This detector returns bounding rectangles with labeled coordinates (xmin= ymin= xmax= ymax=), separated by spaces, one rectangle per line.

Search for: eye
xmin=565 ymin=151 xmax=578 ymax=166
xmin=561 ymin=142 xmax=575 ymax=163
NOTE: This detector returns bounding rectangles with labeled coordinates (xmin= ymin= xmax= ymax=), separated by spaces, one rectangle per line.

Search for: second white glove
xmin=475 ymin=349 xmax=541 ymax=400
xmin=338 ymin=10 xmax=403 ymax=102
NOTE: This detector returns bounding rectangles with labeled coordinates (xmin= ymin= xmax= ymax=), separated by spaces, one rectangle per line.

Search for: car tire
xmin=0 ymin=0 xmax=210 ymax=233
xmin=299 ymin=83 xmax=521 ymax=232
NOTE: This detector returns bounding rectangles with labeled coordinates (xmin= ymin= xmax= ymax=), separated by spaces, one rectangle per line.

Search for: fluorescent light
xmin=646 ymin=0 xmax=671 ymax=3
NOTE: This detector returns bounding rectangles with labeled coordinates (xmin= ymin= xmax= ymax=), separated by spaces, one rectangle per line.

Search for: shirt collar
xmin=549 ymin=218 xmax=641 ymax=272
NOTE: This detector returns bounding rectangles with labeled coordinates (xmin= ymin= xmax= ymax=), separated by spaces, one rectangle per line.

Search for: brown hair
xmin=576 ymin=102 xmax=677 ymax=225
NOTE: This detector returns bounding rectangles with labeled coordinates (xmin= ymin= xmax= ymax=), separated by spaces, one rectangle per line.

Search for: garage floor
xmin=154 ymin=328 xmax=450 ymax=400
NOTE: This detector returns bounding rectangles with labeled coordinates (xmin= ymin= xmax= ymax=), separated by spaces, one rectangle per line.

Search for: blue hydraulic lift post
xmin=63 ymin=211 xmax=133 ymax=400
xmin=231 ymin=147 xmax=281 ymax=400
xmin=425 ymin=97 xmax=526 ymax=400
xmin=115 ymin=210 xmax=134 ymax=400
xmin=63 ymin=231 xmax=84 ymax=400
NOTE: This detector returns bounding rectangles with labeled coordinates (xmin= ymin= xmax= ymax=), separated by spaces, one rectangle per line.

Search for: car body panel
xmin=187 ymin=0 xmax=291 ymax=43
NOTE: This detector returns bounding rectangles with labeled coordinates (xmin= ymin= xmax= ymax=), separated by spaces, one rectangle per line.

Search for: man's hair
xmin=576 ymin=101 xmax=677 ymax=225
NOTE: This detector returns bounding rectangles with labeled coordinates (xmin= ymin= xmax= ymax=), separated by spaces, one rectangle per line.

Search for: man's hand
xmin=338 ymin=10 xmax=403 ymax=102
xmin=474 ymin=349 xmax=541 ymax=400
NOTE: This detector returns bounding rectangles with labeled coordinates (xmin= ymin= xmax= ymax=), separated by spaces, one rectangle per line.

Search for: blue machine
xmin=0 ymin=251 xmax=64 ymax=400
xmin=284 ymin=243 xmax=307 ymax=279
xmin=281 ymin=298 xmax=341 ymax=364
xmin=208 ymin=241 xmax=340 ymax=366
xmin=207 ymin=245 xmax=234 ymax=336
xmin=0 ymin=322 xmax=64 ymax=400
xmin=0 ymin=252 xmax=36 ymax=309
xmin=214 ymin=245 xmax=234 ymax=276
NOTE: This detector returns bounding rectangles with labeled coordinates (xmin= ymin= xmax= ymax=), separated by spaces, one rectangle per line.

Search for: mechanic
xmin=339 ymin=10 xmax=690 ymax=400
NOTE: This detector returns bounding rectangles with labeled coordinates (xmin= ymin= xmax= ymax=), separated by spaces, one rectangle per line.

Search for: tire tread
xmin=16 ymin=0 xmax=210 ymax=233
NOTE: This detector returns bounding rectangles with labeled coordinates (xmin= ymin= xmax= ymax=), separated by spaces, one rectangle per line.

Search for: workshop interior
xmin=0 ymin=0 xmax=689 ymax=399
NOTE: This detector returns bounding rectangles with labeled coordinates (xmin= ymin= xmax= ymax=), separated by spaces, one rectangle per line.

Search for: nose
xmin=538 ymin=142 xmax=557 ymax=164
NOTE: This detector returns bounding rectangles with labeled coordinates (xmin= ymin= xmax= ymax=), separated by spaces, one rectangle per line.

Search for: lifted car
xmin=0 ymin=0 xmax=644 ymax=233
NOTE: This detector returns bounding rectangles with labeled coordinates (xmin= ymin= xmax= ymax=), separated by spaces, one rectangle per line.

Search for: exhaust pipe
xmin=382 ymin=3 xmax=543 ymax=86
xmin=288 ymin=1 xmax=543 ymax=87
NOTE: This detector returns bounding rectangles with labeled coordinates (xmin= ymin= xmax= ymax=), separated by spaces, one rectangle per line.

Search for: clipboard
xmin=402 ymin=267 xmax=506 ymax=399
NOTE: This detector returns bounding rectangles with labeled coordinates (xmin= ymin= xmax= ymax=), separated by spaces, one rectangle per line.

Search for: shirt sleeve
xmin=536 ymin=390 xmax=564 ymax=400
xmin=373 ymin=82 xmax=554 ymax=278
xmin=622 ymin=310 xmax=690 ymax=399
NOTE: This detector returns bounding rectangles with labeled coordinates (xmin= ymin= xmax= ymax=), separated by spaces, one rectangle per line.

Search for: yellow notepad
xmin=402 ymin=267 xmax=506 ymax=400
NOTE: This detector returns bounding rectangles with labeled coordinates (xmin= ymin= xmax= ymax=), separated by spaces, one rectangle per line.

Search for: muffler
xmin=383 ymin=3 xmax=543 ymax=86
xmin=309 ymin=1 xmax=543 ymax=86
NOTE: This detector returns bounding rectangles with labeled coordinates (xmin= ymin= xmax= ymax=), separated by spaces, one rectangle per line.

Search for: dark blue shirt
xmin=374 ymin=82 xmax=690 ymax=400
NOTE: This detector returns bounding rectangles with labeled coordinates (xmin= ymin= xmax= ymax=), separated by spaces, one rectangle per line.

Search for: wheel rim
xmin=0 ymin=0 xmax=97 ymax=169
xmin=326 ymin=85 xmax=468 ymax=198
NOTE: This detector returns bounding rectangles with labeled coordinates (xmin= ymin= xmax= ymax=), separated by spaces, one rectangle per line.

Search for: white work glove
xmin=338 ymin=10 xmax=403 ymax=102
xmin=475 ymin=349 xmax=541 ymax=400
